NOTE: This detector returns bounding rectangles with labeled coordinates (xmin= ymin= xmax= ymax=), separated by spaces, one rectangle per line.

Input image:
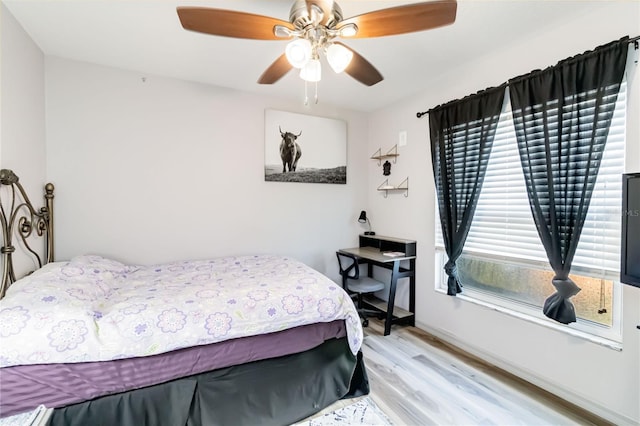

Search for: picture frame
xmin=264 ymin=109 xmax=347 ymax=184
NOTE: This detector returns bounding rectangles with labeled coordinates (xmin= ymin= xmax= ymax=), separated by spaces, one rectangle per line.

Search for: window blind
xmin=436 ymin=81 xmax=626 ymax=280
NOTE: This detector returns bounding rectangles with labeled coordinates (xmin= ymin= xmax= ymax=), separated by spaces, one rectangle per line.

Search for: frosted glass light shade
xmin=326 ymin=44 xmax=353 ymax=73
xmin=300 ymin=59 xmax=321 ymax=82
xmin=285 ymin=39 xmax=312 ymax=68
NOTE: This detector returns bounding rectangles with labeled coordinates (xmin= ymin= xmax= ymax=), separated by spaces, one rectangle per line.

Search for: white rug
xmin=295 ymin=397 xmax=393 ymax=426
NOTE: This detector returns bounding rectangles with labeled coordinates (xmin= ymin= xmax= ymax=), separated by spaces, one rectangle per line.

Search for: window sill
xmin=435 ymin=288 xmax=623 ymax=351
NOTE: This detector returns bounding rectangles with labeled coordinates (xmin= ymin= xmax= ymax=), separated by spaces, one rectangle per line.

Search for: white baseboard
xmin=414 ymin=320 xmax=638 ymax=426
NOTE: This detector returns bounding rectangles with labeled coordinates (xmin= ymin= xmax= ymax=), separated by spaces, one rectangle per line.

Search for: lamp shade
xmin=326 ymin=43 xmax=353 ymax=74
xmin=285 ymin=39 xmax=312 ymax=69
xmin=300 ymin=58 xmax=321 ymax=82
xmin=358 ymin=210 xmax=375 ymax=235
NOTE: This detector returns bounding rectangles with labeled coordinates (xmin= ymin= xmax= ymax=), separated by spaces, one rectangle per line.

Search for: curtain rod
xmin=416 ymin=35 xmax=640 ymax=119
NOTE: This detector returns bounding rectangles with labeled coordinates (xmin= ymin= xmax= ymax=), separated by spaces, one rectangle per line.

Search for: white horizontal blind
xmin=572 ymin=81 xmax=626 ymax=277
xmin=464 ymin=92 xmax=545 ymax=263
xmin=436 ymin=82 xmax=626 ymax=279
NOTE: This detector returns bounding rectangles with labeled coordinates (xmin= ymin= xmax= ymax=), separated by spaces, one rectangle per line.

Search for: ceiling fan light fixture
xmin=285 ymin=38 xmax=312 ymax=68
xmin=177 ymin=0 xmax=458 ymax=98
xmin=300 ymin=58 xmax=321 ymax=82
xmin=326 ymin=43 xmax=353 ymax=74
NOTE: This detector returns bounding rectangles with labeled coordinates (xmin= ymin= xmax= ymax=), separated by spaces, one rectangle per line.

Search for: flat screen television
xmin=621 ymin=173 xmax=640 ymax=288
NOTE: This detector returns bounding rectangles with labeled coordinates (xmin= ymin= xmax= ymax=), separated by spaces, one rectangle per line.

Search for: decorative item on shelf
xmin=383 ymin=160 xmax=391 ymax=176
xmin=377 ymin=177 xmax=409 ymax=198
xmin=358 ymin=210 xmax=375 ymax=235
xmin=370 ymin=144 xmax=399 ymax=166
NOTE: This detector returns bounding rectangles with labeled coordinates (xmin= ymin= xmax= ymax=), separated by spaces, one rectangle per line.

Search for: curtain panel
xmin=429 ymin=85 xmax=506 ymax=295
xmin=508 ymin=37 xmax=629 ymax=324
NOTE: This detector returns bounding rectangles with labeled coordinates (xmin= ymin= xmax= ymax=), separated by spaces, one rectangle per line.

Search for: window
xmin=435 ymin=81 xmax=626 ymax=343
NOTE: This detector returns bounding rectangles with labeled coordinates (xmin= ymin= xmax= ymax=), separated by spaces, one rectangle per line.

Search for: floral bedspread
xmin=0 ymin=254 xmax=363 ymax=368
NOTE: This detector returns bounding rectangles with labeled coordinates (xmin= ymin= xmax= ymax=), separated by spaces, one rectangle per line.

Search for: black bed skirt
xmin=47 ymin=337 xmax=369 ymax=426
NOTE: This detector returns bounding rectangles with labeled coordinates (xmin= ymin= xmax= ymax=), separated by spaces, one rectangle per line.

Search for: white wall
xmin=366 ymin=2 xmax=640 ymax=424
xmin=0 ymin=4 xmax=47 ymax=276
xmin=0 ymin=4 xmax=46 ymax=195
xmin=44 ymin=57 xmax=369 ymax=278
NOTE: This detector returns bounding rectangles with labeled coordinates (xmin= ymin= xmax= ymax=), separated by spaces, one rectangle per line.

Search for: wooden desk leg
xmin=384 ymin=260 xmax=400 ymax=336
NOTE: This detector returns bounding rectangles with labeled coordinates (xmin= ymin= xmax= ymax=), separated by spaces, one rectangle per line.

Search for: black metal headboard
xmin=0 ymin=169 xmax=55 ymax=299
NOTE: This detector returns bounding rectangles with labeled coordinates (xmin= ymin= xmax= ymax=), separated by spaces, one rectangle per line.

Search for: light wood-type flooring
xmin=309 ymin=319 xmax=611 ymax=426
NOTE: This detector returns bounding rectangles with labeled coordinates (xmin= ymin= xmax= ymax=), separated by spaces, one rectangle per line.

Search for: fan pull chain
xmin=304 ymin=81 xmax=309 ymax=106
xmin=303 ymin=81 xmax=320 ymax=106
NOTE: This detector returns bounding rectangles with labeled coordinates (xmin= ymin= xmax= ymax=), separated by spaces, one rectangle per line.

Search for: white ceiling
xmin=2 ymin=0 xmax=627 ymax=112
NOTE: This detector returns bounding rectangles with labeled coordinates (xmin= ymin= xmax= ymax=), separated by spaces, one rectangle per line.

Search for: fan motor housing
xmin=289 ymin=0 xmax=343 ymax=29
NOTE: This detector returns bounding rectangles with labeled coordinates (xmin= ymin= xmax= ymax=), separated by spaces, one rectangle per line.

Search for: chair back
xmin=336 ymin=252 xmax=360 ymax=280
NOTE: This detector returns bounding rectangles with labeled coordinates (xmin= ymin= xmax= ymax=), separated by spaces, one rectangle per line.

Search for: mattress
xmin=0 ymin=254 xmax=362 ymax=367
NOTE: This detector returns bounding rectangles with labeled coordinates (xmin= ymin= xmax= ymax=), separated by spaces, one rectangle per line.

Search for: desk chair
xmin=336 ymin=252 xmax=385 ymax=327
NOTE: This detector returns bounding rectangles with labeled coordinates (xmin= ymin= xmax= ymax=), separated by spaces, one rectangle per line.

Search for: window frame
xmin=434 ymin=248 xmax=623 ymax=346
xmin=433 ymin=79 xmax=627 ymax=348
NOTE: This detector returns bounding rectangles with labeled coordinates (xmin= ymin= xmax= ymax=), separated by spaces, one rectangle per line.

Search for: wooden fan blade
xmin=177 ymin=7 xmax=294 ymax=40
xmin=335 ymin=42 xmax=383 ymax=86
xmin=336 ymin=0 xmax=457 ymax=38
xmin=258 ymin=54 xmax=293 ymax=84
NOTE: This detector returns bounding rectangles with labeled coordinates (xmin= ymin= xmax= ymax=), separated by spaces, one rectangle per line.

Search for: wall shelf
xmin=370 ymin=144 xmax=399 ymax=165
xmin=377 ymin=177 xmax=409 ymax=198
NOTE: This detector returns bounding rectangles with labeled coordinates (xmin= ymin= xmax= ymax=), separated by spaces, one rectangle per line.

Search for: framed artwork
xmin=264 ymin=109 xmax=347 ymax=184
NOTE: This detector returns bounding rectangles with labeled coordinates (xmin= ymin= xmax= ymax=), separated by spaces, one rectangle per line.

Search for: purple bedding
xmin=0 ymin=320 xmax=346 ymax=418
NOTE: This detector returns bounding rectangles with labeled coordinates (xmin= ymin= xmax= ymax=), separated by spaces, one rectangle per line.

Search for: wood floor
xmin=314 ymin=319 xmax=612 ymax=426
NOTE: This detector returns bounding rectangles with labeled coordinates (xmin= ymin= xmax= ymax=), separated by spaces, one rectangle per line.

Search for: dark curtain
xmin=429 ymin=86 xmax=506 ymax=295
xmin=509 ymin=37 xmax=628 ymax=324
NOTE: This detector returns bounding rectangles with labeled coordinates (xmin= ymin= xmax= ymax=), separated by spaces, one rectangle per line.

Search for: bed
xmin=0 ymin=169 xmax=369 ymax=426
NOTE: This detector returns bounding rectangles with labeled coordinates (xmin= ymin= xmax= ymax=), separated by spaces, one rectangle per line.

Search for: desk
xmin=339 ymin=235 xmax=416 ymax=336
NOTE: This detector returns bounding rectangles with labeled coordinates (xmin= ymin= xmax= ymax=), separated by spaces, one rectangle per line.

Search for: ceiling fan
xmin=177 ymin=0 xmax=457 ymax=87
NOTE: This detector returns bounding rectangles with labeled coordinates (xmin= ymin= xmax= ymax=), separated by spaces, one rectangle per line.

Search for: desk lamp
xmin=358 ymin=210 xmax=375 ymax=235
